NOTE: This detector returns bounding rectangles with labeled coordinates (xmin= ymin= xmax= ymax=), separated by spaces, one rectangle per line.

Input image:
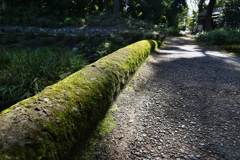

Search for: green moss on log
xmin=0 ymin=40 xmax=160 ymax=159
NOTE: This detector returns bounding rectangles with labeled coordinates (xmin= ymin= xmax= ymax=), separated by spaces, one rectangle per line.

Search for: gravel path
xmin=79 ymin=36 xmax=240 ymax=160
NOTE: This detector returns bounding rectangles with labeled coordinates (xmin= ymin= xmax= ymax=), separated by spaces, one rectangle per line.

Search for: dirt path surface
xmin=82 ymin=36 xmax=240 ymax=160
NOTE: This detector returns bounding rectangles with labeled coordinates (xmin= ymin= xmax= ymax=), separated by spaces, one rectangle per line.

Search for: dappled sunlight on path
xmin=76 ymin=36 xmax=240 ymax=160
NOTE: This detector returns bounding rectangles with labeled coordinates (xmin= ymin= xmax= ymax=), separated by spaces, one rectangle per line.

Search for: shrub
xmin=75 ymin=33 xmax=88 ymax=42
xmin=24 ymin=30 xmax=35 ymax=39
xmin=111 ymin=36 xmax=124 ymax=45
xmin=0 ymin=47 xmax=88 ymax=102
xmin=131 ymin=31 xmax=144 ymax=42
xmin=40 ymin=37 xmax=55 ymax=45
xmin=107 ymin=43 xmax=119 ymax=53
xmin=144 ymin=33 xmax=155 ymax=39
xmin=76 ymin=41 xmax=88 ymax=50
xmin=208 ymin=29 xmax=228 ymax=45
xmin=38 ymin=31 xmax=48 ymax=38
xmin=64 ymin=35 xmax=75 ymax=45
xmin=87 ymin=36 xmax=105 ymax=46
xmin=227 ymin=30 xmax=240 ymax=45
xmin=64 ymin=17 xmax=74 ymax=26
xmin=144 ymin=32 xmax=159 ymax=40
xmin=196 ymin=31 xmax=209 ymax=43
xmin=94 ymin=42 xmax=120 ymax=59
xmin=196 ymin=29 xmax=240 ymax=45
xmin=135 ymin=20 xmax=149 ymax=29
xmin=56 ymin=32 xmax=66 ymax=41
xmin=95 ymin=33 xmax=102 ymax=37
xmin=78 ymin=18 xmax=85 ymax=26
xmin=36 ymin=18 xmax=53 ymax=27
xmin=120 ymin=30 xmax=132 ymax=39
xmin=2 ymin=30 xmax=18 ymax=45
xmin=166 ymin=27 xmax=181 ymax=37
xmin=5 ymin=29 xmax=15 ymax=34
xmin=95 ymin=43 xmax=109 ymax=58
xmin=107 ymin=33 xmax=115 ymax=40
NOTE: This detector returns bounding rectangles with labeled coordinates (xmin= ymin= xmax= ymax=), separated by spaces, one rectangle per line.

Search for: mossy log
xmin=0 ymin=40 xmax=160 ymax=160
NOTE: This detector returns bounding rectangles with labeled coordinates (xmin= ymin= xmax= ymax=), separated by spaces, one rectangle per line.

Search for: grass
xmin=0 ymin=12 xmax=164 ymax=110
xmin=0 ymin=46 xmax=88 ymax=109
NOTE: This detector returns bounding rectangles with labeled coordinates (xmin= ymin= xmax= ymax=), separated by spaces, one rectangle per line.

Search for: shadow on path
xmin=143 ymin=36 xmax=240 ymax=159
xmin=76 ymin=36 xmax=240 ymax=160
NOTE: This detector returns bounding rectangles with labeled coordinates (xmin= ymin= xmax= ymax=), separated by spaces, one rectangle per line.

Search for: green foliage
xmin=64 ymin=34 xmax=74 ymax=44
xmin=0 ymin=0 xmax=189 ymax=27
xmin=196 ymin=29 xmax=240 ymax=45
xmin=208 ymin=29 xmax=228 ymax=45
xmin=95 ymin=33 xmax=102 ymax=37
xmin=88 ymin=36 xmax=106 ymax=47
xmin=100 ymin=18 xmax=120 ymax=27
xmin=40 ymin=37 xmax=56 ymax=45
xmin=0 ymin=12 xmax=167 ymax=107
xmin=120 ymin=30 xmax=132 ymax=39
xmin=166 ymin=27 xmax=181 ymax=37
xmin=218 ymin=0 xmax=240 ymax=28
xmin=0 ymin=47 xmax=88 ymax=102
xmin=112 ymin=37 xmax=124 ymax=45
xmin=2 ymin=31 xmax=18 ymax=45
xmin=131 ymin=31 xmax=144 ymax=42
xmin=226 ymin=29 xmax=240 ymax=44
xmin=38 ymin=31 xmax=48 ymax=38
xmin=78 ymin=18 xmax=85 ymax=26
xmin=23 ymin=30 xmax=35 ymax=39
xmin=135 ymin=20 xmax=149 ymax=29
xmin=75 ymin=33 xmax=88 ymax=42
xmin=220 ymin=45 xmax=240 ymax=54
xmin=64 ymin=17 xmax=74 ymax=26
xmin=0 ymin=50 xmax=10 ymax=70
xmin=5 ymin=29 xmax=15 ymax=34
xmin=196 ymin=31 xmax=209 ymax=42
xmin=36 ymin=18 xmax=54 ymax=27
xmin=0 ymin=6 xmax=42 ymax=25
xmin=56 ymin=32 xmax=66 ymax=41
xmin=144 ymin=32 xmax=159 ymax=40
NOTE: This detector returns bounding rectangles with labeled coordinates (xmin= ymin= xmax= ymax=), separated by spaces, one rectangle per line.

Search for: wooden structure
xmin=198 ymin=7 xmax=222 ymax=31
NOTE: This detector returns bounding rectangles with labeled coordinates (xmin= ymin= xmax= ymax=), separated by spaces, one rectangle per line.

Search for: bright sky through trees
xmin=187 ymin=0 xmax=209 ymax=15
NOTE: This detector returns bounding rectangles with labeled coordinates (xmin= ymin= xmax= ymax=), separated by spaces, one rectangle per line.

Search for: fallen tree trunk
xmin=0 ymin=40 xmax=160 ymax=160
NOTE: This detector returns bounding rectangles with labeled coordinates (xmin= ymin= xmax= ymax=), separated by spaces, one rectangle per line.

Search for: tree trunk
xmin=205 ymin=0 xmax=216 ymax=31
xmin=198 ymin=0 xmax=205 ymax=13
xmin=65 ymin=4 xmax=70 ymax=17
xmin=113 ymin=0 xmax=120 ymax=14
xmin=0 ymin=40 xmax=160 ymax=159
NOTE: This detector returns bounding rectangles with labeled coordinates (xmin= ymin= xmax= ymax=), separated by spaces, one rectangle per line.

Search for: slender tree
xmin=205 ymin=0 xmax=216 ymax=30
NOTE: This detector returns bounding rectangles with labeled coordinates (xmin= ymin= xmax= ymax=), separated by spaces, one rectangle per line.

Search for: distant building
xmin=198 ymin=7 xmax=222 ymax=31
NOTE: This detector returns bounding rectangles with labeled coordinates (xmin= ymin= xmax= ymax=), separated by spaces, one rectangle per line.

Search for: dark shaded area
xmin=143 ymin=37 xmax=240 ymax=159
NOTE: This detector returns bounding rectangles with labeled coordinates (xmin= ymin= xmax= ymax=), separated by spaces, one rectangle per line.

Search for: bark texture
xmin=205 ymin=0 xmax=217 ymax=31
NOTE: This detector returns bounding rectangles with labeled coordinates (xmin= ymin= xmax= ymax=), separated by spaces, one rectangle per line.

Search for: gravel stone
xmin=75 ymin=36 xmax=240 ymax=160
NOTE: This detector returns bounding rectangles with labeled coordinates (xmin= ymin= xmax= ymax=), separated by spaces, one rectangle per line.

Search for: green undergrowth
xmin=0 ymin=46 xmax=88 ymax=112
xmin=196 ymin=29 xmax=240 ymax=45
xmin=220 ymin=45 xmax=240 ymax=54
xmin=0 ymin=40 xmax=160 ymax=159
